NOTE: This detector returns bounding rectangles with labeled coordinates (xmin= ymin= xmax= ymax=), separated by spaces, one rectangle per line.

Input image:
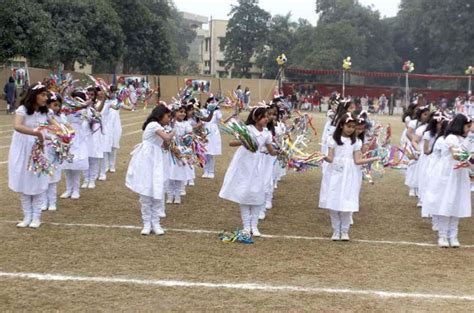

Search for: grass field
xmin=0 ymin=108 xmax=473 ymax=312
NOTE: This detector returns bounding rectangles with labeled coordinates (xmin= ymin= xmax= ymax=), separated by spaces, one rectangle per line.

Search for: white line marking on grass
xmin=1 ymin=220 xmax=472 ymax=248
xmin=0 ymin=271 xmax=473 ymax=301
xmin=0 ymin=160 xmax=8 ymax=165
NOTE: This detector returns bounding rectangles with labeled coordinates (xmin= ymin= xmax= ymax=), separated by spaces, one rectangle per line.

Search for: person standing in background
xmin=4 ymin=76 xmax=17 ymax=114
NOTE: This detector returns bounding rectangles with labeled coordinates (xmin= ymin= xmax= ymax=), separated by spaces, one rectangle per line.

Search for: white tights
xmin=20 ymin=193 xmax=44 ymax=222
xmin=204 ymin=155 xmax=215 ymax=174
xmin=83 ymin=157 xmax=100 ymax=182
xmin=239 ymin=204 xmax=262 ymax=231
xmin=64 ymin=170 xmax=81 ymax=194
xmin=139 ymin=195 xmax=163 ymax=227
xmin=436 ymin=215 xmax=459 ymax=239
xmin=329 ymin=210 xmax=352 ymax=233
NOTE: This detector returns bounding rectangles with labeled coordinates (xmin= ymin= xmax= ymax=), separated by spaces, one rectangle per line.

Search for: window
xmin=205 ymin=39 xmax=210 ymax=52
xmin=218 ymin=61 xmax=226 ymax=67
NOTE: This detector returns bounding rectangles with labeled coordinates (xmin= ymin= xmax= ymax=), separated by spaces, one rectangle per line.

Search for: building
xmin=181 ymin=13 xmax=262 ymax=78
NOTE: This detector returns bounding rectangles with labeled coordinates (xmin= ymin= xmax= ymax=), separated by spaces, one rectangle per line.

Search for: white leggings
xmin=83 ymin=157 xmax=100 ymax=182
xmin=167 ymin=180 xmax=184 ymax=197
xmin=239 ymin=204 xmax=262 ymax=231
xmin=139 ymin=195 xmax=163 ymax=227
xmin=436 ymin=215 xmax=459 ymax=238
xmin=41 ymin=183 xmax=57 ymax=207
xmin=204 ymin=155 xmax=215 ymax=174
xmin=20 ymin=193 xmax=44 ymax=221
xmin=64 ymin=170 xmax=81 ymax=194
xmin=329 ymin=210 xmax=352 ymax=233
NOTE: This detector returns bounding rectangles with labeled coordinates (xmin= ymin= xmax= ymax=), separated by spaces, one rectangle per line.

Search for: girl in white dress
xmin=399 ymin=104 xmax=416 ymax=174
xmin=219 ymin=107 xmax=279 ymax=237
xmin=404 ymin=105 xmax=430 ymax=199
xmin=60 ymin=90 xmax=90 ymax=200
xmin=319 ymin=113 xmax=379 ymax=241
xmin=202 ymin=97 xmax=222 ymax=179
xmin=425 ymin=114 xmax=472 ymax=248
xmin=41 ymin=92 xmax=68 ymax=211
xmin=8 ymin=83 xmax=51 ymax=228
xmin=126 ymin=105 xmax=174 ymax=236
xmin=167 ymin=105 xmax=193 ymax=204
xmin=185 ymin=103 xmax=198 ymax=186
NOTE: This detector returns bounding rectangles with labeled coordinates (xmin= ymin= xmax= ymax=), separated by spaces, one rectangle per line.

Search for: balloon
xmin=276 ymin=54 xmax=287 ymax=66
xmin=465 ymin=66 xmax=474 ymax=75
xmin=342 ymin=56 xmax=352 ymax=71
xmin=402 ymin=60 xmax=415 ymax=73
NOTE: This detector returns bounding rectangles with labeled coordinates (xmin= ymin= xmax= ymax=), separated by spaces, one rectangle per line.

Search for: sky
xmin=173 ymin=0 xmax=401 ymax=25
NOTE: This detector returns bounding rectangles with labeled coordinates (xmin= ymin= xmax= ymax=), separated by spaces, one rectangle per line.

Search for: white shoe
xmin=152 ymin=224 xmax=165 ymax=235
xmin=432 ymin=224 xmax=438 ymax=231
xmin=416 ymin=201 xmax=422 ymax=208
xmin=340 ymin=232 xmax=350 ymax=241
xmin=449 ymin=237 xmax=460 ymax=248
xmin=207 ymin=173 xmax=215 ymax=179
xmin=41 ymin=207 xmax=48 ymax=212
xmin=258 ymin=211 xmax=266 ymax=220
xmin=174 ymin=196 xmax=181 ymax=204
xmin=188 ymin=180 xmax=195 ymax=186
xmin=251 ymin=228 xmax=261 ymax=237
xmin=87 ymin=182 xmax=96 ymax=189
xmin=265 ymin=202 xmax=272 ymax=210
xmin=71 ymin=192 xmax=80 ymax=200
xmin=98 ymin=174 xmax=106 ymax=181
xmin=81 ymin=181 xmax=89 ymax=189
xmin=16 ymin=218 xmax=32 ymax=228
xmin=274 ymin=182 xmax=278 ymax=189
xmin=202 ymin=173 xmax=209 ymax=178
xmin=60 ymin=191 xmax=71 ymax=199
xmin=109 ymin=168 xmax=116 ymax=173
xmin=166 ymin=196 xmax=173 ymax=204
xmin=29 ymin=219 xmax=42 ymax=228
xmin=331 ymin=232 xmax=341 ymax=241
xmin=48 ymin=204 xmax=57 ymax=211
xmin=105 ymin=167 xmax=110 ymax=173
xmin=180 ymin=190 xmax=186 ymax=196
xmin=141 ymin=225 xmax=151 ymax=235
xmin=158 ymin=211 xmax=166 ymax=218
xmin=438 ymin=236 xmax=449 ymax=248
xmin=408 ymin=189 xmax=416 ymax=197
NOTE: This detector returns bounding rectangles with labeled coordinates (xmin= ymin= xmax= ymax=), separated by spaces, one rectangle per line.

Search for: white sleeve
xmin=15 ymin=105 xmax=27 ymax=116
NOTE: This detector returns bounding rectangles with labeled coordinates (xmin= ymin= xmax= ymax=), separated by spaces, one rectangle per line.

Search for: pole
xmin=469 ymin=75 xmax=472 ymax=95
xmin=342 ymin=70 xmax=345 ymax=98
xmin=405 ymin=72 xmax=409 ymax=107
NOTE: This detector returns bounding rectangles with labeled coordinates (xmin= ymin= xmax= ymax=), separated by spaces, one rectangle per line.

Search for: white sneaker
xmin=166 ymin=196 xmax=173 ymax=204
xmin=180 ymin=189 xmax=186 ymax=196
xmin=29 ymin=219 xmax=42 ymax=228
xmin=416 ymin=201 xmax=422 ymax=208
xmin=341 ymin=232 xmax=350 ymax=241
xmin=274 ymin=182 xmax=278 ymax=189
xmin=258 ymin=211 xmax=266 ymax=220
xmin=152 ymin=224 xmax=165 ymax=235
xmin=251 ymin=228 xmax=261 ymax=237
xmin=87 ymin=182 xmax=96 ymax=189
xmin=16 ymin=218 xmax=32 ymax=228
xmin=60 ymin=191 xmax=71 ymax=199
xmin=188 ymin=180 xmax=195 ymax=186
xmin=449 ymin=237 xmax=460 ymax=248
xmin=158 ymin=211 xmax=166 ymax=218
xmin=207 ymin=173 xmax=215 ymax=179
xmin=141 ymin=225 xmax=151 ymax=235
xmin=109 ymin=168 xmax=116 ymax=173
xmin=438 ymin=236 xmax=449 ymax=248
xmin=71 ymin=192 xmax=80 ymax=200
xmin=174 ymin=196 xmax=181 ymax=204
xmin=48 ymin=204 xmax=57 ymax=211
xmin=408 ymin=189 xmax=416 ymax=197
xmin=265 ymin=202 xmax=272 ymax=210
xmin=331 ymin=232 xmax=341 ymax=241
xmin=98 ymin=174 xmax=106 ymax=181
xmin=41 ymin=207 xmax=48 ymax=212
xmin=81 ymin=181 xmax=89 ymax=189
xmin=202 ymin=173 xmax=209 ymax=178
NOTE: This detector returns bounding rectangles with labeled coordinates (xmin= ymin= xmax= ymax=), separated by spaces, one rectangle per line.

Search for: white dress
xmin=48 ymin=113 xmax=68 ymax=184
xmin=61 ymin=110 xmax=89 ymax=171
xmin=108 ymin=101 xmax=122 ymax=149
xmin=85 ymin=106 xmax=105 ymax=159
xmin=273 ymin=121 xmax=287 ymax=181
xmin=417 ymin=131 xmax=435 ymax=211
xmin=404 ymin=120 xmax=424 ymax=188
xmin=101 ymin=100 xmax=113 ymax=153
xmin=126 ymin=122 xmax=165 ymax=200
xmin=219 ymin=125 xmax=272 ymax=205
xmin=421 ymin=137 xmax=444 ymax=217
xmin=319 ymin=137 xmax=362 ymax=212
xmin=321 ymin=111 xmax=335 ymax=155
xmin=424 ymin=135 xmax=471 ymax=218
xmin=169 ymin=120 xmax=193 ymax=181
xmin=203 ymin=109 xmax=222 ymax=156
xmin=8 ymin=105 xmax=50 ymax=195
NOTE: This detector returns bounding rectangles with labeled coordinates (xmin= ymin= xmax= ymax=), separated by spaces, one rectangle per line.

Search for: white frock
xmin=169 ymin=120 xmax=193 ymax=181
xmin=61 ymin=110 xmax=89 ymax=171
xmin=203 ymin=109 xmax=222 ymax=156
xmin=421 ymin=137 xmax=444 ymax=217
xmin=405 ymin=120 xmax=425 ymax=188
xmin=319 ymin=137 xmax=362 ymax=212
xmin=101 ymin=100 xmax=113 ymax=153
xmin=8 ymin=106 xmax=50 ymax=195
xmin=219 ymin=125 xmax=272 ymax=205
xmin=424 ymin=135 xmax=471 ymax=218
xmin=273 ymin=121 xmax=287 ymax=181
xmin=85 ymin=106 xmax=105 ymax=159
xmin=417 ymin=131 xmax=435 ymax=211
xmin=108 ymin=101 xmax=122 ymax=149
xmin=126 ymin=122 xmax=166 ymax=200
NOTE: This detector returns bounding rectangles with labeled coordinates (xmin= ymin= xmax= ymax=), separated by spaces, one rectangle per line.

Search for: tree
xmin=221 ymin=0 xmax=271 ymax=78
xmin=0 ymin=0 xmax=53 ymax=63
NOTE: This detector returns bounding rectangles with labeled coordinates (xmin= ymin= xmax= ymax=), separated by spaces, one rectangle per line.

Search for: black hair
xmin=109 ymin=85 xmax=117 ymax=93
xmin=356 ymin=112 xmax=369 ymax=142
xmin=86 ymin=86 xmax=98 ymax=101
xmin=142 ymin=105 xmax=171 ymax=130
xmin=444 ymin=114 xmax=472 ymax=138
xmin=332 ymin=113 xmax=357 ymax=145
xmin=424 ymin=112 xmax=441 ymax=138
xmin=266 ymin=103 xmax=279 ymax=136
xmin=71 ymin=90 xmax=87 ymax=102
xmin=245 ymin=107 xmax=267 ymax=126
xmin=19 ymin=83 xmax=49 ymax=115
xmin=415 ymin=106 xmax=430 ymax=122
xmin=402 ymin=103 xmax=417 ymax=122
xmin=331 ymin=100 xmax=354 ymax=127
xmin=426 ymin=120 xmax=449 ymax=155
xmin=9 ymin=76 xmax=14 ymax=83
xmin=184 ymin=104 xmax=195 ymax=121
xmin=47 ymin=92 xmax=63 ymax=114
